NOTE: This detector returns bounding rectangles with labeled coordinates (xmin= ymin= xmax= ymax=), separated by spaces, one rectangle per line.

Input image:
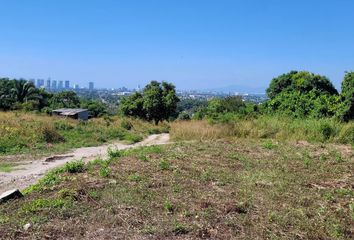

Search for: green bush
xmin=318 ymin=122 xmax=335 ymax=141
xmin=64 ymin=160 xmax=85 ymax=173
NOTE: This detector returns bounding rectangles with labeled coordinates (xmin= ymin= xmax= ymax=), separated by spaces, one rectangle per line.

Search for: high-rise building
xmin=37 ymin=79 xmax=45 ymax=88
xmin=58 ymin=80 xmax=64 ymax=89
xmin=89 ymin=82 xmax=94 ymax=90
xmin=65 ymin=80 xmax=70 ymax=89
xmin=51 ymin=80 xmax=57 ymax=90
xmin=74 ymin=84 xmax=79 ymax=90
xmin=46 ymin=79 xmax=51 ymax=89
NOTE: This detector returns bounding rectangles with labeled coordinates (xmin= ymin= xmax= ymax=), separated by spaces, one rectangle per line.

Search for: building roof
xmin=53 ymin=108 xmax=88 ymax=116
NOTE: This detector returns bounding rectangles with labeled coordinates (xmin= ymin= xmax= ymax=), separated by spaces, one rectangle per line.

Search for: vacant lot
xmin=0 ymin=112 xmax=168 ymax=157
xmin=0 ymin=138 xmax=353 ymax=239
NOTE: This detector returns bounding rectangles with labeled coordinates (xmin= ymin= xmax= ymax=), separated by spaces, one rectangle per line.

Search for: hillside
xmin=0 ymin=124 xmax=353 ymax=239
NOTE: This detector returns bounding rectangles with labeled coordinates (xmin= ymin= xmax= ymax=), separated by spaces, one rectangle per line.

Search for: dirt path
xmin=0 ymin=134 xmax=170 ymax=193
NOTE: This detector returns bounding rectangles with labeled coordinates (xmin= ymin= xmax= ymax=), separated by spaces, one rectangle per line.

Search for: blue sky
xmin=0 ymin=0 xmax=353 ymax=91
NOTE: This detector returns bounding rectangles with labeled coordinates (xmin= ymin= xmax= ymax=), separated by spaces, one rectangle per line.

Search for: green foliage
xmin=337 ymin=71 xmax=354 ymax=121
xmin=20 ymin=198 xmax=71 ymax=214
xmin=0 ymin=78 xmax=16 ymax=110
xmin=0 ymin=78 xmax=51 ymax=111
xmin=99 ymin=166 xmax=111 ymax=177
xmin=265 ymin=90 xmax=340 ymax=119
xmin=172 ymin=221 xmax=188 ymax=235
xmin=128 ymin=173 xmax=142 ymax=182
xmin=193 ymin=96 xmax=256 ymax=122
xmin=107 ymin=147 xmax=123 ymax=159
xmin=337 ymin=123 xmax=354 ymax=144
xmin=163 ymin=200 xmax=174 ymax=213
xmin=63 ymin=160 xmax=86 ymax=173
xmin=119 ymin=81 xmax=179 ymax=124
xmin=80 ymin=99 xmax=108 ymax=117
xmin=159 ymin=159 xmax=170 ymax=170
xmin=266 ymin=71 xmax=338 ymax=99
xmin=176 ymin=98 xmax=207 ymax=117
xmin=50 ymin=91 xmax=80 ymax=109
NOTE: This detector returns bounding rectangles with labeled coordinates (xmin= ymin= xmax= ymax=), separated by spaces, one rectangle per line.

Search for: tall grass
xmin=170 ymin=116 xmax=354 ymax=144
xmin=0 ymin=112 xmax=169 ymax=154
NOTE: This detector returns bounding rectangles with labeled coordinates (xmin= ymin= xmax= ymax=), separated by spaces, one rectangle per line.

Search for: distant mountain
xmin=202 ymin=84 xmax=267 ymax=94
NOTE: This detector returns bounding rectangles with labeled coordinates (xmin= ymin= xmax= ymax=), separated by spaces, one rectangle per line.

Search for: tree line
xmin=182 ymin=71 xmax=354 ymax=122
xmin=1 ymin=71 xmax=353 ymax=123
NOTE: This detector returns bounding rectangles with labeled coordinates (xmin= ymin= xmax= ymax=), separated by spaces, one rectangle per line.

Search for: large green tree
xmin=50 ymin=91 xmax=80 ymax=109
xmin=265 ymin=71 xmax=340 ymax=119
xmin=337 ymin=72 xmax=354 ymax=121
xmin=119 ymin=81 xmax=179 ymax=124
xmin=0 ymin=78 xmax=15 ymax=110
xmin=11 ymin=79 xmax=40 ymax=103
xmin=266 ymin=71 xmax=338 ymax=99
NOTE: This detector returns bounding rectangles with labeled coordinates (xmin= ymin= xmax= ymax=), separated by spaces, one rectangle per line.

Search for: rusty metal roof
xmin=53 ymin=108 xmax=88 ymax=116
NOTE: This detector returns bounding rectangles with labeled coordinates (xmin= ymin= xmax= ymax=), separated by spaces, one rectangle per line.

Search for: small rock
xmin=23 ymin=223 xmax=31 ymax=231
xmin=0 ymin=189 xmax=23 ymax=203
xmin=109 ymin=179 xmax=117 ymax=185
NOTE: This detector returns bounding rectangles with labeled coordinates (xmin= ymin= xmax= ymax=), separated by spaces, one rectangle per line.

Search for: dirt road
xmin=0 ymin=134 xmax=170 ymax=193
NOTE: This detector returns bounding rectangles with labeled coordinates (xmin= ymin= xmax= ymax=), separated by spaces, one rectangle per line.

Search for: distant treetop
xmin=266 ymin=71 xmax=338 ymax=99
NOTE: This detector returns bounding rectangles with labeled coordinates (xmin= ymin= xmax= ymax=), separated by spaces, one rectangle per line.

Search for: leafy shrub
xmin=318 ymin=122 xmax=335 ymax=141
xmin=64 ymin=160 xmax=85 ymax=173
xmin=107 ymin=147 xmax=123 ymax=159
xmin=99 ymin=166 xmax=111 ymax=177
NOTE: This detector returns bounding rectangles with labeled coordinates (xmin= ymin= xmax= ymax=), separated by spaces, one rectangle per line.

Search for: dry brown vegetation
xmin=0 ymin=111 xmax=169 ymax=157
xmin=0 ymin=138 xmax=353 ymax=239
xmin=170 ymin=118 xmax=354 ymax=144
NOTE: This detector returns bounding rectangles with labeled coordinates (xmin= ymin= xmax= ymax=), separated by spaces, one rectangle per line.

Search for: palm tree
xmin=11 ymin=79 xmax=40 ymax=103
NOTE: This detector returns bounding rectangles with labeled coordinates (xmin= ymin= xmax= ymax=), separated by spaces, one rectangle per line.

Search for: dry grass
xmin=0 ymin=140 xmax=353 ymax=239
xmin=0 ymin=111 xmax=169 ymax=157
xmin=170 ymin=120 xmax=235 ymax=141
xmin=170 ymin=117 xmax=354 ymax=144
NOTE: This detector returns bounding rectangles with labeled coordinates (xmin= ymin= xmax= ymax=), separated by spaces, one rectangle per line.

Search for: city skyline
xmin=25 ymin=78 xmax=95 ymax=91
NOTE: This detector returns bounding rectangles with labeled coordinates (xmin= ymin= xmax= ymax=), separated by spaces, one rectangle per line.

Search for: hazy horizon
xmin=1 ymin=0 xmax=353 ymax=91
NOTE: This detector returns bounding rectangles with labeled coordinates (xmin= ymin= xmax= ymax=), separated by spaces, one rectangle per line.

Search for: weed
xmin=99 ymin=166 xmax=111 ymax=178
xmin=163 ymin=200 xmax=174 ymax=213
xmin=64 ymin=160 xmax=85 ymax=173
xmin=128 ymin=173 xmax=142 ymax=182
xmin=159 ymin=159 xmax=170 ymax=170
xmin=201 ymin=168 xmax=214 ymax=181
xmin=58 ymin=188 xmax=78 ymax=200
xmin=263 ymin=141 xmax=275 ymax=150
xmin=88 ymin=190 xmax=99 ymax=199
xmin=172 ymin=221 xmax=188 ymax=235
xmin=20 ymin=198 xmax=71 ymax=214
xmin=107 ymin=147 xmax=123 ymax=159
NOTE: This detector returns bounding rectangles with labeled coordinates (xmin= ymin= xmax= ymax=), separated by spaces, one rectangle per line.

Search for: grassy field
xmin=0 ymin=137 xmax=353 ymax=239
xmin=0 ymin=112 xmax=169 ymax=157
xmin=170 ymin=116 xmax=354 ymax=145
